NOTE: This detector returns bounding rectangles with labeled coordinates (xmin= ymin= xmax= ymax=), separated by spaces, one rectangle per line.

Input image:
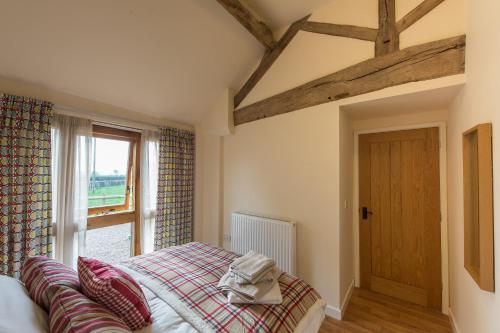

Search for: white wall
xmin=194 ymin=89 xmax=234 ymax=246
xmin=397 ymin=0 xmax=464 ymax=49
xmin=223 ymin=103 xmax=342 ymax=307
xmin=196 ymin=0 xmax=465 ymax=314
xmin=447 ymin=0 xmax=500 ymax=332
xmin=195 ymin=126 xmax=223 ymax=246
xmin=339 ymin=111 xmax=354 ymax=307
xmin=351 ymin=108 xmax=448 ymax=131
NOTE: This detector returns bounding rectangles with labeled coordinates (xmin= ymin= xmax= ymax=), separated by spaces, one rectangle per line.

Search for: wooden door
xmin=359 ymin=127 xmax=441 ymax=310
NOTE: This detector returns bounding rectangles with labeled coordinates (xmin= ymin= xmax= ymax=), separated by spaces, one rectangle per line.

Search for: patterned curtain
xmin=154 ymin=127 xmax=195 ymax=250
xmin=0 ymin=94 xmax=53 ymax=278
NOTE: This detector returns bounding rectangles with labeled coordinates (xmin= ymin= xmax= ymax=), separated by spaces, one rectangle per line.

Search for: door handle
xmin=362 ymin=207 xmax=373 ymax=220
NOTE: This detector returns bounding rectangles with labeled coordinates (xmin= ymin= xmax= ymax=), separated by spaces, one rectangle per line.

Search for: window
xmin=89 ymin=137 xmax=132 ymax=213
xmin=86 ymin=125 xmax=142 ymax=260
xmin=88 ymin=126 xmax=139 ymax=215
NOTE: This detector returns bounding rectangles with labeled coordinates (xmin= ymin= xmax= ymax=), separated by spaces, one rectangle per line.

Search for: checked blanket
xmin=121 ymin=242 xmax=322 ymax=333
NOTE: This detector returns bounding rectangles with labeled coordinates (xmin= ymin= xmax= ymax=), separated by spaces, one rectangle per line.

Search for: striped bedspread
xmin=120 ymin=242 xmax=322 ymax=333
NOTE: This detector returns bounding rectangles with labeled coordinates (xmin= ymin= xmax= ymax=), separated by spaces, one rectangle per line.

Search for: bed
xmin=0 ymin=242 xmax=326 ymax=333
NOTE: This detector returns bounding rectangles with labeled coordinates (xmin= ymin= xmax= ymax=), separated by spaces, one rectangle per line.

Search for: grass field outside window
xmin=88 ymin=183 xmax=127 ymax=208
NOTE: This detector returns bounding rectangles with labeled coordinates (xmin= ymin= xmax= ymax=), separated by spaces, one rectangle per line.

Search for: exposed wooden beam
xmin=234 ymin=15 xmax=310 ymax=108
xmin=234 ymin=35 xmax=465 ymax=126
xmin=216 ymin=0 xmax=277 ymax=49
xmin=396 ymin=0 xmax=445 ymax=33
xmin=301 ymin=22 xmax=379 ymax=42
xmin=376 ymin=0 xmax=399 ymax=56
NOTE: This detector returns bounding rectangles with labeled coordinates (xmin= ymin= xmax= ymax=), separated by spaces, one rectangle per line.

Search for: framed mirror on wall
xmin=463 ymin=123 xmax=494 ymax=292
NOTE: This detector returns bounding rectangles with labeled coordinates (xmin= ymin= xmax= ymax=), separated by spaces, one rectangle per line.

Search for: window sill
xmin=88 ymin=210 xmax=135 ymax=218
xmin=87 ymin=211 xmax=136 ymax=230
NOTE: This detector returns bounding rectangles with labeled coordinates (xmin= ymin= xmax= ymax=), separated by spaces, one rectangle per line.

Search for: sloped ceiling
xmin=0 ymin=0 xmax=335 ymax=124
xmin=247 ymin=0 xmax=336 ymax=30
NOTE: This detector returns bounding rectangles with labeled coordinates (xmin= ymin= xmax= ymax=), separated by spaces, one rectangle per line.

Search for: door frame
xmin=353 ymin=121 xmax=449 ymax=314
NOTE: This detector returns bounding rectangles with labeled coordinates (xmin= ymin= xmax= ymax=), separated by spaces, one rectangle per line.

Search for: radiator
xmin=231 ymin=212 xmax=296 ymax=275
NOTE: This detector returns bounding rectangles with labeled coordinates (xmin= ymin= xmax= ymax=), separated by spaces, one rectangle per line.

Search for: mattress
xmin=0 ymin=242 xmax=326 ymax=333
xmin=121 ymin=242 xmax=326 ymax=333
xmin=0 ymin=268 xmax=325 ymax=333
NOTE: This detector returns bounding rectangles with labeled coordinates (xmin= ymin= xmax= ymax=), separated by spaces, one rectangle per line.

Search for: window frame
xmin=86 ymin=124 xmax=142 ymax=255
xmin=88 ymin=125 xmax=140 ymax=216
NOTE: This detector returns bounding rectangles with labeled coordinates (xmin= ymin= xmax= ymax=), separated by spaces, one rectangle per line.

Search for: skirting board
xmin=325 ymin=305 xmax=342 ymax=320
xmin=449 ymin=308 xmax=460 ymax=333
xmin=325 ymin=280 xmax=355 ymax=320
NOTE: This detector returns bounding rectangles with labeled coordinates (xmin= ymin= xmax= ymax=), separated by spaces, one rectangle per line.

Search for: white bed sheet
xmin=0 ymin=276 xmax=49 ymax=333
xmin=134 ymin=279 xmax=326 ymax=333
xmin=134 ymin=282 xmax=198 ymax=333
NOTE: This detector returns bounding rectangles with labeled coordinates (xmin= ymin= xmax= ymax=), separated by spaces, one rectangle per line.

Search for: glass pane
xmin=85 ymin=223 xmax=132 ymax=263
xmin=89 ymin=138 xmax=130 ymax=209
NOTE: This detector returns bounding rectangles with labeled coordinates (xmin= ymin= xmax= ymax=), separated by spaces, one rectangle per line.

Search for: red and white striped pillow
xmin=78 ymin=257 xmax=152 ymax=330
xmin=49 ymin=286 xmax=131 ymax=333
xmin=21 ymin=256 xmax=81 ymax=310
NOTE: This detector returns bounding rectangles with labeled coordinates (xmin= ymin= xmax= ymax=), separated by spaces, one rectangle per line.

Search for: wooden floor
xmin=319 ymin=288 xmax=452 ymax=333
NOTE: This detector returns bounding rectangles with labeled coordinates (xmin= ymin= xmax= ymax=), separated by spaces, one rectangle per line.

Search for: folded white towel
xmin=227 ymin=280 xmax=282 ymax=305
xmin=218 ymin=267 xmax=281 ymax=302
xmin=230 ymin=251 xmax=276 ymax=284
xmin=229 ymin=268 xmax=275 ymax=285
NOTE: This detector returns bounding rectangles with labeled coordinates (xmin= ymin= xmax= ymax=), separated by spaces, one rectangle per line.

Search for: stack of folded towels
xmin=218 ymin=251 xmax=282 ymax=305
